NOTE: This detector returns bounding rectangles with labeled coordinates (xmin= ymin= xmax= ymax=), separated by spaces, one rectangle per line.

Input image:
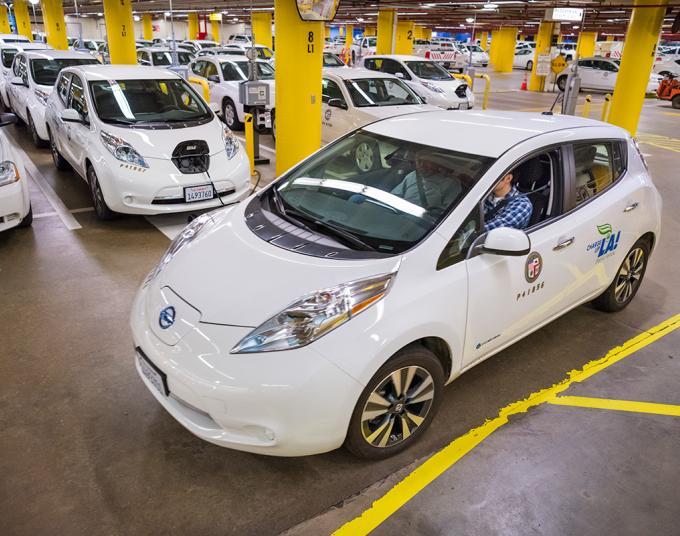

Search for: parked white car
xmin=349 ymin=36 xmax=377 ymax=65
xmin=458 ymin=43 xmax=489 ymax=67
xmin=227 ymin=34 xmax=252 ymax=45
xmin=182 ymin=40 xmax=219 ymax=53
xmin=362 ymin=55 xmax=474 ymax=110
xmin=7 ymin=49 xmax=98 ymax=147
xmin=137 ymin=47 xmax=194 ymax=67
xmin=0 ymin=33 xmax=31 ymax=45
xmin=0 ymin=112 xmax=31 ymax=231
xmin=513 ymin=48 xmax=535 ymax=70
xmin=653 ymin=56 xmax=680 ymax=76
xmin=189 ymin=55 xmax=275 ymax=133
xmin=71 ymin=38 xmax=105 ymax=54
xmin=198 ymin=43 xmax=274 ymax=64
xmin=131 ymin=111 xmax=661 ymax=458
xmin=557 ymin=57 xmax=662 ymax=93
xmin=44 ymin=65 xmax=249 ymax=218
xmin=0 ymin=43 xmax=51 ymax=110
xmin=321 ymin=68 xmax=437 ymax=145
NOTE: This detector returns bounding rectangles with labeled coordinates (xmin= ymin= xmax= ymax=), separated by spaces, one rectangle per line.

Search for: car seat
xmin=514 ymin=156 xmax=551 ymax=226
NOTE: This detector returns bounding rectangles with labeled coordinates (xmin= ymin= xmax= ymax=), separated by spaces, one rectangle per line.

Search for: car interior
xmin=512 ymin=152 xmax=557 ymax=228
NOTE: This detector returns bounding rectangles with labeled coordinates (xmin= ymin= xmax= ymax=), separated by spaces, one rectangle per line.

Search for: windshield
xmin=365 ymin=37 xmax=377 ymax=47
xmin=200 ymin=42 xmax=217 ymax=49
xmin=323 ymin=53 xmax=345 ymax=67
xmin=151 ymin=51 xmax=193 ymax=65
xmin=31 ymin=58 xmax=98 ymax=86
xmin=89 ymin=78 xmax=212 ymax=126
xmin=344 ymin=78 xmax=421 ymax=107
xmin=256 ymin=47 xmax=273 ymax=59
xmin=1 ymin=49 xmax=17 ymax=68
xmin=466 ymin=45 xmax=483 ymax=52
xmin=404 ymin=61 xmax=452 ymax=80
xmin=273 ymin=131 xmax=494 ymax=254
xmin=1 ymin=37 xmax=29 ymax=43
xmin=232 ymin=61 xmax=275 ymax=80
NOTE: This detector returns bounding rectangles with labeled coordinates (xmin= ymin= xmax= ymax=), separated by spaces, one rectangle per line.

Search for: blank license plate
xmin=184 ymin=184 xmax=214 ymax=203
xmin=137 ymin=352 xmax=168 ymax=396
xmin=459 ymin=102 xmax=469 ymax=110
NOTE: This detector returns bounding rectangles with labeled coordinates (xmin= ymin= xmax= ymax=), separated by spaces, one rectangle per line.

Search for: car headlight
xmin=34 ymin=88 xmax=49 ymax=105
xmin=0 ymin=161 xmax=19 ymax=187
xmin=231 ymin=272 xmax=396 ymax=354
xmin=144 ymin=212 xmax=216 ymax=286
xmin=222 ymin=125 xmax=240 ymax=160
xmin=100 ymin=131 xmax=149 ymax=168
xmin=421 ymin=81 xmax=446 ymax=94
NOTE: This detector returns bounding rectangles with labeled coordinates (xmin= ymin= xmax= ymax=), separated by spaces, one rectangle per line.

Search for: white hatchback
xmin=557 ymin=57 xmax=662 ymax=93
xmin=44 ymin=65 xmax=250 ymax=219
xmin=0 ymin=113 xmax=31 ymax=231
xmin=131 ymin=111 xmax=661 ymax=458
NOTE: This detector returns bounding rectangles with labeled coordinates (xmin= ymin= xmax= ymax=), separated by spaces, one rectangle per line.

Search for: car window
xmin=1 ymin=48 xmax=17 ymax=68
xmin=191 ymin=60 xmax=205 ymax=76
xmin=344 ymin=78 xmax=421 ymax=107
xmin=404 ymin=61 xmax=452 ymax=80
xmin=578 ymin=60 xmax=593 ymax=69
xmin=234 ymin=61 xmax=275 ymax=80
xmin=437 ymin=205 xmax=482 ymax=270
xmin=31 ymin=58 xmax=98 ymax=86
xmin=363 ymin=58 xmax=382 ymax=71
xmin=380 ymin=59 xmax=410 ymax=79
xmin=601 ymin=61 xmax=618 ymax=72
xmin=322 ymin=78 xmax=345 ymax=104
xmin=68 ymin=74 xmax=88 ymax=116
xmin=204 ymin=61 xmax=218 ymax=78
xmin=57 ymin=72 xmax=71 ymax=103
xmin=573 ymin=142 xmax=625 ymax=205
xmin=221 ymin=62 xmax=243 ymax=81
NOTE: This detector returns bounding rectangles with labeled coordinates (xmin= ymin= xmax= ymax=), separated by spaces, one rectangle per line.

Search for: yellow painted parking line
xmin=661 ymin=111 xmax=680 ymax=117
xmin=332 ymin=313 xmax=680 ymax=536
xmin=548 ymin=396 xmax=680 ymax=417
xmin=636 ymin=132 xmax=680 ymax=153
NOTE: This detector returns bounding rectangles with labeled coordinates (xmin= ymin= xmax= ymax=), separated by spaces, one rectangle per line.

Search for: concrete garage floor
xmin=1 ymin=69 xmax=680 ymax=535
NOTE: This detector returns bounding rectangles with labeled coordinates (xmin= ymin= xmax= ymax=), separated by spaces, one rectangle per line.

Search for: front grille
xmin=171 ymin=140 xmax=210 ymax=174
xmin=455 ymin=84 xmax=468 ymax=98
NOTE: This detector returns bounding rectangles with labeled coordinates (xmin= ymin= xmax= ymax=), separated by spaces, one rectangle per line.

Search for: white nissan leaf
xmin=0 ymin=112 xmax=31 ymax=231
xmin=131 ymin=111 xmax=661 ymax=458
xmin=44 ymin=65 xmax=250 ymax=219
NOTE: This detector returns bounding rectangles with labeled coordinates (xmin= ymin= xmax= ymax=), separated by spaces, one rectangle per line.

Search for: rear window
xmin=1 ymin=49 xmax=17 ymax=68
xmin=31 ymin=58 xmax=99 ymax=86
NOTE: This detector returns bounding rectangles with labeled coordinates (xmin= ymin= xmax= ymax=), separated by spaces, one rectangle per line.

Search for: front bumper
xmin=130 ymin=282 xmax=364 ymax=456
xmin=0 ymin=179 xmax=29 ymax=232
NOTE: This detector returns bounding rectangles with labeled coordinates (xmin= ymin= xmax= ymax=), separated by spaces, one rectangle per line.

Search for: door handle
xmin=553 ymin=237 xmax=575 ymax=251
xmin=623 ymin=202 xmax=639 ymax=213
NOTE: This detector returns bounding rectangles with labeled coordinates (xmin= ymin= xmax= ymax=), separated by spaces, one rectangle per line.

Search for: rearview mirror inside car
xmin=480 ymin=227 xmax=531 ymax=256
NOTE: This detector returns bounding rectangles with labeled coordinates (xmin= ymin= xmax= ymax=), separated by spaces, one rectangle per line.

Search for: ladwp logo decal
xmin=586 ymin=224 xmax=621 ymax=259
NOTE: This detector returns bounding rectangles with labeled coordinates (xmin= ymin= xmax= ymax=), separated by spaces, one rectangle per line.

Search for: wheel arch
xmin=639 ymin=231 xmax=656 ymax=254
xmin=384 ymin=337 xmax=454 ymax=382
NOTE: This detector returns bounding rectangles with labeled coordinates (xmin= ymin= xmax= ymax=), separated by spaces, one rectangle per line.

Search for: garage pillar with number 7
xmin=274 ymin=0 xmax=325 ymax=174
xmin=102 ymin=0 xmax=136 ymax=64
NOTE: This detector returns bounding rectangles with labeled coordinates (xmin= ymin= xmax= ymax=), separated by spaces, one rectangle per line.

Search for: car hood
xmin=423 ymin=78 xmax=466 ymax=92
xmin=98 ymin=116 xmax=226 ymax=160
xmin=158 ymin=202 xmax=401 ymax=326
xmin=359 ymin=103 xmax=439 ymax=121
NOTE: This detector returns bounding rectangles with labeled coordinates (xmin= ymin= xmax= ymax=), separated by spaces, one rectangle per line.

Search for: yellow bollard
xmin=582 ymin=95 xmax=592 ymax=118
xmin=244 ymin=113 xmax=255 ymax=176
xmin=475 ymin=73 xmax=491 ymax=110
xmin=601 ymin=94 xmax=612 ymax=122
xmin=188 ymin=76 xmax=210 ymax=101
xmin=453 ymin=73 xmax=472 ymax=87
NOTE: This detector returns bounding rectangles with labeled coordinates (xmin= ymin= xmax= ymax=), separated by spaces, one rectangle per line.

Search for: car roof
xmin=211 ymin=54 xmax=267 ymax=62
xmin=363 ymin=111 xmax=627 ymax=158
xmin=0 ymin=34 xmax=30 ymax=41
xmin=0 ymin=43 xmax=50 ymax=51
xmin=324 ymin=67 xmax=399 ymax=80
xmin=369 ymin=54 xmax=431 ymax=62
xmin=23 ymin=49 xmax=95 ymax=60
xmin=65 ymin=64 xmax=180 ymax=80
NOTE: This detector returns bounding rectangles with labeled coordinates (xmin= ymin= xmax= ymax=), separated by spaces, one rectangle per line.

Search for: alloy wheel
xmin=225 ymin=103 xmax=236 ymax=128
xmin=614 ymin=247 xmax=645 ymax=304
xmin=360 ymin=365 xmax=435 ymax=448
xmin=355 ymin=142 xmax=376 ymax=172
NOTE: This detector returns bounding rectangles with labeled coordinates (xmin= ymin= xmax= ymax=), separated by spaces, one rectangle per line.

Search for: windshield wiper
xmin=103 ymin=118 xmax=139 ymax=125
xmin=285 ymin=207 xmax=376 ymax=252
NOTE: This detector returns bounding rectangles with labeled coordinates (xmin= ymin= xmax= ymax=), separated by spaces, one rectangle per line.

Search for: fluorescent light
xmin=466 ymin=17 xmax=475 ymax=23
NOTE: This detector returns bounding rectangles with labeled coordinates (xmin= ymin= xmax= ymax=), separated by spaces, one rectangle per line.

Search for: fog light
xmin=124 ymin=196 xmax=133 ymax=204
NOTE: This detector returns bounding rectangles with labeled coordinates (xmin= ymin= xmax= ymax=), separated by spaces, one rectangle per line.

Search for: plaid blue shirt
xmin=484 ymin=186 xmax=533 ymax=231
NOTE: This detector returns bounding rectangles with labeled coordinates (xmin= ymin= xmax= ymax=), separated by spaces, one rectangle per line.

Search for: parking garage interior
xmin=2 ymin=0 xmax=680 ymax=535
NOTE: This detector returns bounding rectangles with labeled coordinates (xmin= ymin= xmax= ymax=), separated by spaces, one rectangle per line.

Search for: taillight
xmin=425 ymin=50 xmax=431 ymax=59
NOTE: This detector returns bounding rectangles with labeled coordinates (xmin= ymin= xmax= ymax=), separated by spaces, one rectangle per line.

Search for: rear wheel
xmin=344 ymin=346 xmax=445 ymax=459
xmin=88 ymin=165 xmax=117 ymax=220
xmin=557 ymin=75 xmax=567 ymax=92
xmin=28 ymin=113 xmax=47 ymax=148
xmin=672 ymin=94 xmax=680 ymax=109
xmin=222 ymin=98 xmax=243 ymax=130
xmin=49 ymin=129 xmax=69 ymax=171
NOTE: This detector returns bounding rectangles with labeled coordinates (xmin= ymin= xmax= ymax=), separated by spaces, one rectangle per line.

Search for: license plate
xmin=184 ymin=184 xmax=214 ymax=203
xmin=459 ymin=102 xmax=469 ymax=110
xmin=137 ymin=351 xmax=168 ymax=396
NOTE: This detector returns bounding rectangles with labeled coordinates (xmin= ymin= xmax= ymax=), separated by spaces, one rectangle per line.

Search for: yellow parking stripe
xmin=332 ymin=313 xmax=680 ymax=536
xmin=636 ymin=132 xmax=680 ymax=153
xmin=548 ymin=396 xmax=680 ymax=417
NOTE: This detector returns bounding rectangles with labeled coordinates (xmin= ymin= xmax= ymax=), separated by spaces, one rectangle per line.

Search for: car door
xmin=50 ymin=71 xmax=71 ymax=152
xmin=599 ymin=60 xmax=619 ymax=91
xmin=9 ymin=54 xmax=29 ymax=120
xmin=62 ymin=73 xmax=90 ymax=175
xmin=588 ymin=60 xmax=612 ymax=90
xmin=576 ymin=60 xmax=597 ymax=89
xmin=321 ymin=77 xmax=352 ymax=143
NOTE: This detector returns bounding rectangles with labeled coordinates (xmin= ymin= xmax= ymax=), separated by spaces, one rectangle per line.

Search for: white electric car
xmin=458 ymin=43 xmax=490 ymax=67
xmin=321 ymin=68 xmax=438 ymax=145
xmin=136 ymin=47 xmax=194 ymax=67
xmin=7 ymin=49 xmax=98 ymax=147
xmin=557 ymin=57 xmax=662 ymax=93
xmin=362 ymin=55 xmax=474 ymax=110
xmin=0 ymin=113 xmax=31 ymax=231
xmin=0 ymin=43 xmax=51 ymax=110
xmin=513 ymin=48 xmax=535 ymax=70
xmin=131 ymin=111 xmax=661 ymax=458
xmin=189 ymin=55 xmax=275 ymax=132
xmin=0 ymin=33 xmax=31 ymax=45
xmin=44 ymin=65 xmax=249 ymax=219
xmin=198 ymin=44 xmax=274 ymax=64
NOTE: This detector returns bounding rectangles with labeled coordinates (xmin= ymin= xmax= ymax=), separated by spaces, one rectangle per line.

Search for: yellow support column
xmin=102 ymin=0 xmax=136 ymax=64
xmin=0 ymin=6 xmax=10 ymax=34
xmin=14 ymin=0 xmax=32 ymax=41
xmin=529 ymin=21 xmax=554 ymax=91
xmin=364 ymin=27 xmax=376 ymax=37
xmin=252 ymin=12 xmax=273 ymax=49
xmin=479 ymin=30 xmax=488 ymax=51
xmin=488 ymin=29 xmax=497 ymax=65
xmin=377 ymin=9 xmax=396 ymax=54
xmin=209 ymin=14 xmax=220 ymax=42
xmin=324 ymin=26 xmax=330 ymax=39
xmin=273 ymin=0 xmax=323 ymax=174
xmin=346 ymin=24 xmax=353 ymax=48
xmin=607 ymin=35 xmax=615 ymax=42
xmin=608 ymin=0 xmax=667 ymax=135
xmin=423 ymin=28 xmax=432 ymax=40
xmin=395 ymin=21 xmax=414 ymax=55
xmin=493 ymin=27 xmax=516 ymax=73
xmin=576 ymin=31 xmax=596 ymax=58
xmin=142 ymin=14 xmax=153 ymax=41
xmin=41 ymin=0 xmax=68 ymax=50
xmin=188 ymin=13 xmax=198 ymax=40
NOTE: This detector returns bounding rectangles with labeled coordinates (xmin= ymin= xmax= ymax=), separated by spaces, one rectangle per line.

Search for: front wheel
xmin=49 ymin=129 xmax=70 ymax=171
xmin=28 ymin=113 xmax=47 ymax=148
xmin=344 ymin=346 xmax=445 ymax=459
xmin=222 ymin=99 xmax=244 ymax=130
xmin=672 ymin=94 xmax=680 ymax=109
xmin=88 ymin=165 xmax=117 ymax=220
xmin=592 ymin=238 xmax=650 ymax=312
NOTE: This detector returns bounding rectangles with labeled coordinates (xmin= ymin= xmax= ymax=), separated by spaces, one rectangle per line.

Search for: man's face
xmin=416 ymin=156 xmax=447 ymax=179
xmin=493 ymin=173 xmax=513 ymax=196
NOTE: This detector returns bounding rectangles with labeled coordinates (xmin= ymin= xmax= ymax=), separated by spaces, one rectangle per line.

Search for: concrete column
xmin=273 ymin=0 xmax=323 ymax=174
xmin=252 ymin=12 xmax=273 ymax=49
xmin=14 ymin=0 xmax=32 ymax=41
xmin=493 ymin=27 xmax=517 ymax=72
xmin=41 ymin=0 xmax=68 ymax=50
xmin=188 ymin=13 xmax=198 ymax=39
xmin=377 ymin=9 xmax=396 ymax=54
xmin=608 ymin=0 xmax=667 ymax=135
xmin=102 ymin=0 xmax=136 ymax=64
xmin=479 ymin=31 xmax=488 ymax=51
xmin=142 ymin=14 xmax=153 ymax=40
xmin=529 ymin=21 xmax=554 ymax=91
xmin=0 ymin=5 xmax=11 ymax=33
xmin=395 ymin=20 xmax=414 ymax=54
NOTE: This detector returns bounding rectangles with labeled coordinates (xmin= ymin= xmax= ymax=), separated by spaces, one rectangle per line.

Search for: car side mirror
xmin=328 ymin=98 xmax=348 ymax=110
xmin=61 ymin=108 xmax=83 ymax=123
xmin=139 ymin=59 xmax=151 ymax=66
xmin=11 ymin=76 xmax=26 ymax=87
xmin=480 ymin=227 xmax=531 ymax=256
xmin=208 ymin=74 xmax=220 ymax=83
xmin=0 ymin=112 xmax=17 ymax=127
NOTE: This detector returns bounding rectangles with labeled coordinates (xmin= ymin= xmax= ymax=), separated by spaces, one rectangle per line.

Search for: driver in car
xmin=390 ymin=150 xmax=462 ymax=210
xmin=483 ymin=172 xmax=533 ymax=231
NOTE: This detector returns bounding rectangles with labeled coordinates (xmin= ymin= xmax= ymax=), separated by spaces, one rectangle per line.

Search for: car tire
xmin=87 ymin=165 xmax=117 ymax=220
xmin=17 ymin=204 xmax=32 ymax=228
xmin=28 ymin=113 xmax=47 ymax=148
xmin=49 ymin=129 xmax=70 ymax=171
xmin=351 ymin=50 xmax=356 ymax=66
xmin=353 ymin=140 xmax=381 ymax=172
xmin=344 ymin=345 xmax=445 ymax=459
xmin=222 ymin=98 xmax=244 ymax=131
xmin=592 ymin=238 xmax=650 ymax=313
xmin=672 ymin=95 xmax=680 ymax=109
xmin=526 ymin=60 xmax=533 ymax=71
xmin=271 ymin=110 xmax=276 ymax=140
xmin=557 ymin=75 xmax=567 ymax=92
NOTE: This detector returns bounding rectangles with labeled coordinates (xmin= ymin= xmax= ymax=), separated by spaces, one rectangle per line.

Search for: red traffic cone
xmin=520 ymin=73 xmax=528 ymax=91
